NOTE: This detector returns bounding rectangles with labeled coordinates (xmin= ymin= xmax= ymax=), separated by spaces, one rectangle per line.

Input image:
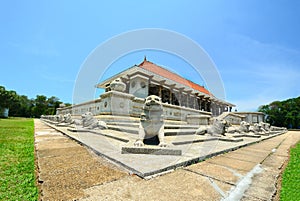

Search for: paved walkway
xmin=35 ymin=119 xmax=300 ymax=200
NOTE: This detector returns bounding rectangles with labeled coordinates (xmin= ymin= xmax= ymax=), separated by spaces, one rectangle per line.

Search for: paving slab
xmin=242 ymin=167 xmax=278 ymax=200
xmin=80 ymin=169 xmax=232 ymax=201
xmin=206 ymin=156 xmax=258 ymax=172
xmin=220 ymin=151 xmax=267 ymax=164
xmin=186 ymin=161 xmax=245 ymax=185
xmin=262 ymin=154 xmax=287 ymax=169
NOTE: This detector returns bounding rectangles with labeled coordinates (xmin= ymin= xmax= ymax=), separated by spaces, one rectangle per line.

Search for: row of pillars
xmin=148 ymin=84 xmax=231 ymax=115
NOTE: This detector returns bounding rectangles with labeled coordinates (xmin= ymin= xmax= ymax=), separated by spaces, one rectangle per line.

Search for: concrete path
xmin=34 ymin=119 xmax=300 ymax=200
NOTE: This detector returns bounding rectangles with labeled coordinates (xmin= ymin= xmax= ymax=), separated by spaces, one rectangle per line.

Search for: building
xmin=233 ymin=112 xmax=265 ymax=124
xmin=57 ymin=58 xmax=235 ymax=123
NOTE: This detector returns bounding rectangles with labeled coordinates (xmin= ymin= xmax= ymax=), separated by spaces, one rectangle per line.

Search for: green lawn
xmin=0 ymin=118 xmax=38 ymax=200
xmin=280 ymin=141 xmax=300 ymax=201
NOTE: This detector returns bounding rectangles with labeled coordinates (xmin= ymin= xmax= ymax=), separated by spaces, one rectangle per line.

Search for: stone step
xmin=107 ymin=125 xmax=138 ymax=134
xmin=96 ymin=115 xmax=140 ymax=123
xmin=107 ymin=125 xmax=198 ymax=136
xmin=107 ymin=121 xmax=199 ymax=130
xmin=164 ymin=124 xmax=199 ymax=129
xmin=96 ymin=115 xmax=189 ymax=125
xmin=107 ymin=122 xmax=139 ymax=128
xmin=164 ymin=129 xmax=197 ymax=136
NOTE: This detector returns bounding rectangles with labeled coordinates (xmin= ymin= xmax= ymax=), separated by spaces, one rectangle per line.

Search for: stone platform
xmin=121 ymin=146 xmax=182 ymax=156
xmin=42 ymin=121 xmax=286 ymax=178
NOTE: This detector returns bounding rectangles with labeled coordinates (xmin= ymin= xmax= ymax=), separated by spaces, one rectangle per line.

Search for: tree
xmin=31 ymin=95 xmax=48 ymax=117
xmin=258 ymin=96 xmax=300 ymax=129
xmin=0 ymin=85 xmax=69 ymax=118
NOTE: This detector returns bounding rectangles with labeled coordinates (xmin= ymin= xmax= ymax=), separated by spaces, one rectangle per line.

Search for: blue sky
xmin=0 ymin=0 xmax=299 ymax=111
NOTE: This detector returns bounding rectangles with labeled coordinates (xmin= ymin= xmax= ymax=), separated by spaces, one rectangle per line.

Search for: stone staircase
xmin=103 ymin=118 xmax=200 ymax=136
xmin=94 ymin=115 xmax=247 ymax=146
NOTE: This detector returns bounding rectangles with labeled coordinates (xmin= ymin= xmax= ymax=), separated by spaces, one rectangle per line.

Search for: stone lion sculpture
xmin=270 ymin=125 xmax=287 ymax=132
xmin=63 ymin=113 xmax=73 ymax=124
xmin=55 ymin=114 xmax=64 ymax=123
xmin=239 ymin=121 xmax=251 ymax=133
xmin=134 ymin=95 xmax=167 ymax=147
xmin=249 ymin=123 xmax=264 ymax=134
xmin=196 ymin=118 xmax=227 ymax=136
xmin=81 ymin=112 xmax=107 ymax=129
xmin=57 ymin=113 xmax=82 ymax=126
xmin=227 ymin=121 xmax=250 ymax=134
xmin=259 ymin=122 xmax=271 ymax=133
xmin=109 ymin=78 xmax=126 ymax=92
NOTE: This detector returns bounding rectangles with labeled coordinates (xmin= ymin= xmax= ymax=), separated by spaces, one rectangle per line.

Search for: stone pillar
xmin=186 ymin=94 xmax=189 ymax=108
xmin=211 ymin=102 xmax=215 ymax=116
xmin=216 ymin=104 xmax=220 ymax=116
xmin=220 ymin=105 xmax=224 ymax=114
xmin=158 ymin=85 xmax=162 ymax=99
xmin=178 ymin=91 xmax=182 ymax=106
xmin=197 ymin=97 xmax=201 ymax=110
xmin=207 ymin=101 xmax=211 ymax=112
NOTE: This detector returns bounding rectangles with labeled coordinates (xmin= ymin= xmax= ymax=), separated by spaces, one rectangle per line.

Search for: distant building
xmin=0 ymin=107 xmax=9 ymax=118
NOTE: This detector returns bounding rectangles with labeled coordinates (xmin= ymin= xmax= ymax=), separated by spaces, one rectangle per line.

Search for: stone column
xmin=158 ymin=85 xmax=162 ymax=98
xmin=186 ymin=94 xmax=189 ymax=108
xmin=169 ymin=89 xmax=172 ymax=104
xmin=197 ymin=97 xmax=201 ymax=110
xmin=178 ymin=91 xmax=182 ymax=106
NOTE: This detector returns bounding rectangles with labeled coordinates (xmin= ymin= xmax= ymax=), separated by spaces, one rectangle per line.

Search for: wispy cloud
xmin=224 ymin=33 xmax=300 ymax=111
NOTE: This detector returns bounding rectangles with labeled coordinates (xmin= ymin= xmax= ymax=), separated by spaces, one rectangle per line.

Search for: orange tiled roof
xmin=138 ymin=59 xmax=211 ymax=95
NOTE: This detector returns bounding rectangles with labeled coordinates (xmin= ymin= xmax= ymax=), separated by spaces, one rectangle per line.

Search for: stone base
xmin=67 ymin=127 xmax=94 ymax=132
xmin=172 ymin=136 xmax=219 ymax=145
xmin=232 ymin=134 xmax=261 ymax=138
xmin=56 ymin=123 xmax=72 ymax=127
xmin=219 ymin=137 xmax=244 ymax=142
xmin=122 ymin=146 xmax=182 ymax=156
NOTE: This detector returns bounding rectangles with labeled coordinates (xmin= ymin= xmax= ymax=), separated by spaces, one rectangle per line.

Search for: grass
xmin=280 ymin=141 xmax=300 ymax=201
xmin=0 ymin=118 xmax=38 ymax=200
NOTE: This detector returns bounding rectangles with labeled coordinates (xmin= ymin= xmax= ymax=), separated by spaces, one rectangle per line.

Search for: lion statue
xmin=227 ymin=121 xmax=251 ymax=134
xmin=63 ymin=113 xmax=73 ymax=124
xmin=109 ymin=78 xmax=126 ymax=92
xmin=134 ymin=95 xmax=167 ymax=147
xmin=57 ymin=113 xmax=82 ymax=126
xmin=81 ymin=112 xmax=107 ymax=129
xmin=270 ymin=125 xmax=287 ymax=132
xmin=249 ymin=123 xmax=264 ymax=134
xmin=55 ymin=114 xmax=64 ymax=123
xmin=196 ymin=118 xmax=227 ymax=136
xmin=259 ymin=122 xmax=271 ymax=133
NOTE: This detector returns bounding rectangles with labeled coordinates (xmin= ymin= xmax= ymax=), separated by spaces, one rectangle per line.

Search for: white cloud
xmin=223 ymin=33 xmax=300 ymax=111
